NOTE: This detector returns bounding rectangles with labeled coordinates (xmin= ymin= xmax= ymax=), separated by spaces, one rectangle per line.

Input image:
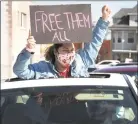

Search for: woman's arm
xmin=13 ymin=48 xmax=37 ymax=79
xmin=77 ymin=5 xmax=111 ymax=68
xmin=13 ymin=34 xmax=40 ymax=79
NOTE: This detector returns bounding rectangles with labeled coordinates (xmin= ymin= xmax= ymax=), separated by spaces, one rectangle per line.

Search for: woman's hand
xmin=26 ymin=30 xmax=36 ymax=53
xmin=102 ymin=5 xmax=111 ymax=21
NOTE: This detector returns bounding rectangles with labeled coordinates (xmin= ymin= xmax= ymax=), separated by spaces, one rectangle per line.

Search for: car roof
xmin=97 ymin=60 xmax=120 ymax=64
xmin=94 ymin=65 xmax=138 ymax=73
xmin=99 ymin=60 xmax=120 ymax=62
xmin=115 ymin=62 xmax=138 ymax=66
xmin=1 ymin=74 xmax=129 ymax=90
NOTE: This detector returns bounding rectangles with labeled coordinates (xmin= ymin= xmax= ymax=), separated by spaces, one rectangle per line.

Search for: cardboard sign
xmin=30 ymin=4 xmax=92 ymax=44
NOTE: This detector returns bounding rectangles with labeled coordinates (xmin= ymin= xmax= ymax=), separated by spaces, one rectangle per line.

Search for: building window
xmin=118 ymin=38 xmax=122 ymax=43
xmin=128 ymin=32 xmax=134 ymax=43
xmin=112 ymin=32 xmax=116 ymax=43
xmin=134 ymin=16 xmax=138 ymax=22
xmin=118 ymin=31 xmax=122 ymax=43
xmin=21 ymin=12 xmax=27 ymax=28
xmin=113 ymin=37 xmax=115 ymax=43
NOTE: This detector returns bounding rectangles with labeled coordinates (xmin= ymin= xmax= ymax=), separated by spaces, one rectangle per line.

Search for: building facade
xmin=1 ymin=1 xmax=31 ymax=79
xmin=110 ymin=5 xmax=138 ymax=62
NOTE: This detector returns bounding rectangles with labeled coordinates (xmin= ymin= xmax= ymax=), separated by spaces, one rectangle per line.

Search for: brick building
xmin=97 ymin=40 xmax=112 ymax=62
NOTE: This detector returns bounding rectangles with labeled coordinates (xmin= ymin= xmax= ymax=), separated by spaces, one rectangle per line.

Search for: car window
xmin=124 ymin=72 xmax=137 ymax=77
xmin=88 ymin=68 xmax=97 ymax=72
xmin=128 ymin=72 xmax=138 ymax=87
xmin=1 ymin=86 xmax=137 ymax=124
xmin=100 ymin=62 xmax=112 ymax=65
xmin=1 ymin=97 xmax=5 ymax=107
xmin=123 ymin=72 xmax=137 ymax=83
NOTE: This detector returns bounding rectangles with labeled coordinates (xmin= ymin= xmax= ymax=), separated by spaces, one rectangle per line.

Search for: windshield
xmin=1 ymin=86 xmax=137 ymax=124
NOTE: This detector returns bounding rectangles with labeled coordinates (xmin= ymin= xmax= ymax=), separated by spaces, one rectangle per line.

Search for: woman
xmin=13 ymin=5 xmax=111 ymax=79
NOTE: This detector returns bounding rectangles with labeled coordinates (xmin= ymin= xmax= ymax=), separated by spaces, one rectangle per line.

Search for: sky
xmin=32 ymin=1 xmax=137 ymax=24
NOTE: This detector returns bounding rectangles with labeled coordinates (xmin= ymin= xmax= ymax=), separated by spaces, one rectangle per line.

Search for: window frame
xmin=117 ymin=31 xmax=122 ymax=43
xmin=128 ymin=32 xmax=134 ymax=43
xmin=20 ymin=12 xmax=27 ymax=29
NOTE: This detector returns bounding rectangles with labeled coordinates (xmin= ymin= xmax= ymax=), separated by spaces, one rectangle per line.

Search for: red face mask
xmin=56 ymin=52 xmax=75 ymax=67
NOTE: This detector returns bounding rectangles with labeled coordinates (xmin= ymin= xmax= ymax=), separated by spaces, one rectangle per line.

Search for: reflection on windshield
xmin=1 ymin=87 xmax=137 ymax=124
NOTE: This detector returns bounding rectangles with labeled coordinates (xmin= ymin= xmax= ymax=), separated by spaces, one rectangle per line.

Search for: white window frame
xmin=20 ymin=12 xmax=27 ymax=29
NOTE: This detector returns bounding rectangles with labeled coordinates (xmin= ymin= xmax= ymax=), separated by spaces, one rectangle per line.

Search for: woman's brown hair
xmin=44 ymin=44 xmax=63 ymax=64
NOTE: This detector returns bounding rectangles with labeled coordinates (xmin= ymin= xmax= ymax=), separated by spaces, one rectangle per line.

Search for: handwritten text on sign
xmin=30 ymin=4 xmax=92 ymax=44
